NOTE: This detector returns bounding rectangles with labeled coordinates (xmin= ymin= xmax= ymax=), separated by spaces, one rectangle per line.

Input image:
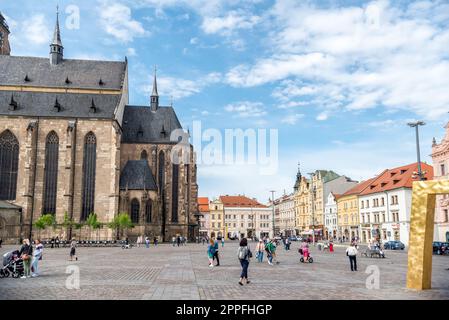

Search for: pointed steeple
xmin=150 ymin=65 xmax=159 ymax=111
xmin=50 ymin=5 xmax=64 ymax=65
xmin=294 ymin=162 xmax=302 ymax=192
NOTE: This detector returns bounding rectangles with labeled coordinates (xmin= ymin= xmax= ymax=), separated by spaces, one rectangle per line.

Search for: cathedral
xmin=0 ymin=11 xmax=199 ymax=243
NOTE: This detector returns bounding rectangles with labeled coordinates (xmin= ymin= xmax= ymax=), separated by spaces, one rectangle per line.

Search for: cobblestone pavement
xmin=0 ymin=242 xmax=448 ymax=300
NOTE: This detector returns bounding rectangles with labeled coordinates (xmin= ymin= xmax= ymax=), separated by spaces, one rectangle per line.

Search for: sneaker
xmin=268 ymin=262 xmax=273 ymax=265
xmin=21 ymin=276 xmax=26 ymax=279
xmin=209 ymin=264 xmax=214 ymax=268
xmin=246 ymin=280 xmax=251 ymax=284
xmin=238 ymin=281 xmax=243 ymax=286
xmin=31 ymin=274 xmax=38 ymax=277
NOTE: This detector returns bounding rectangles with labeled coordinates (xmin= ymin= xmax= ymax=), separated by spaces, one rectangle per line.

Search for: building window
xmin=445 ymin=209 xmax=448 ymax=223
xmin=141 ymin=149 xmax=148 ymax=160
xmin=81 ymin=132 xmax=96 ymax=220
xmin=43 ymin=131 xmax=59 ymax=215
xmin=145 ymin=200 xmax=152 ymax=223
xmin=366 ymin=200 xmax=369 ymax=208
xmin=381 ymin=198 xmax=385 ymax=206
xmin=441 ymin=164 xmax=446 ymax=176
xmin=0 ymin=130 xmax=19 ymax=200
xmin=131 ymin=198 xmax=140 ymax=224
xmin=171 ymin=163 xmax=179 ymax=223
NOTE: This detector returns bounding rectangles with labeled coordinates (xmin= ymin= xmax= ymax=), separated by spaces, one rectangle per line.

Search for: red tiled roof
xmin=197 ymin=197 xmax=210 ymax=212
xmin=359 ymin=162 xmax=434 ymax=195
xmin=342 ymin=177 xmax=379 ymax=196
xmin=219 ymin=195 xmax=267 ymax=208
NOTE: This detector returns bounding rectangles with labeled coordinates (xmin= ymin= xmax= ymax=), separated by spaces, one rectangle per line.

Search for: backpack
xmin=238 ymin=246 xmax=248 ymax=260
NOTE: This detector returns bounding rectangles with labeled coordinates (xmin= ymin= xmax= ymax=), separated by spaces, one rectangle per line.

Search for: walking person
xmin=69 ymin=238 xmax=78 ymax=261
xmin=265 ymin=239 xmax=276 ymax=265
xmin=0 ymin=237 xmax=2 ymax=248
xmin=221 ymin=237 xmax=225 ymax=247
xmin=154 ymin=236 xmax=158 ymax=247
xmin=255 ymin=239 xmax=265 ymax=263
xmin=145 ymin=237 xmax=150 ymax=248
xmin=237 ymin=238 xmax=252 ymax=286
xmin=19 ymin=239 xmax=33 ymax=278
xmin=346 ymin=243 xmax=358 ymax=271
xmin=172 ymin=236 xmax=176 ymax=247
xmin=55 ymin=236 xmax=60 ymax=248
xmin=177 ymin=236 xmax=181 ymax=247
xmin=207 ymin=238 xmax=215 ymax=268
xmin=51 ymin=237 xmax=55 ymax=249
xmin=31 ymin=239 xmax=43 ymax=277
xmin=213 ymin=237 xmax=220 ymax=266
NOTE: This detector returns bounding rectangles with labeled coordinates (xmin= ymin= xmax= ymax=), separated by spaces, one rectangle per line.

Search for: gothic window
xmin=141 ymin=149 xmax=148 ymax=160
xmin=158 ymin=151 xmax=165 ymax=193
xmin=145 ymin=200 xmax=152 ymax=223
xmin=131 ymin=198 xmax=139 ymax=224
xmin=0 ymin=130 xmax=19 ymax=200
xmin=171 ymin=163 xmax=179 ymax=223
xmin=81 ymin=132 xmax=96 ymax=220
xmin=42 ymin=131 xmax=59 ymax=215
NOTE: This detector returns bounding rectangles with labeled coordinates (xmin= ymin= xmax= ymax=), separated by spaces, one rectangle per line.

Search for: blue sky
xmin=2 ymin=0 xmax=449 ymax=202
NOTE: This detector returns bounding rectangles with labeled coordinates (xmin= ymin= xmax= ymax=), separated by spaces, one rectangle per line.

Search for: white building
xmin=274 ymin=193 xmax=296 ymax=236
xmin=324 ymin=192 xmax=339 ymax=240
xmin=358 ymin=162 xmax=434 ymax=246
xmin=221 ymin=195 xmax=273 ymax=240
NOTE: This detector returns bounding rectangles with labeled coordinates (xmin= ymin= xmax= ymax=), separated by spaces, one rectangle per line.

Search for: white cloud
xmin=190 ymin=37 xmax=199 ymax=44
xmin=225 ymin=0 xmax=449 ymax=120
xmin=224 ymin=101 xmax=266 ymax=118
xmin=316 ymin=112 xmax=328 ymax=121
xmin=22 ymin=15 xmax=51 ymax=45
xmin=99 ymin=1 xmax=147 ymax=43
xmin=141 ymin=72 xmax=222 ymax=100
xmin=281 ymin=113 xmax=304 ymax=125
xmin=201 ymin=10 xmax=260 ymax=36
xmin=126 ymin=47 xmax=137 ymax=56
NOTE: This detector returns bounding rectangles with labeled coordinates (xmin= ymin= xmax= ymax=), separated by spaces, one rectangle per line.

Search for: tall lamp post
xmin=312 ymin=185 xmax=316 ymax=246
xmin=270 ymin=190 xmax=276 ymax=238
xmin=407 ymin=121 xmax=426 ymax=180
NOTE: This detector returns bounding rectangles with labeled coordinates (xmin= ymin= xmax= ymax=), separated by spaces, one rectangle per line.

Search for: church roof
xmin=0 ymin=12 xmax=9 ymax=32
xmin=121 ymin=105 xmax=182 ymax=143
xmin=119 ymin=160 xmax=157 ymax=191
xmin=0 ymin=55 xmax=126 ymax=90
xmin=0 ymin=90 xmax=121 ymax=118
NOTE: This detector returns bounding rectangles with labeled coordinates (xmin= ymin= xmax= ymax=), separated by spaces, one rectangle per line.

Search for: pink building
xmin=431 ymin=123 xmax=449 ymax=242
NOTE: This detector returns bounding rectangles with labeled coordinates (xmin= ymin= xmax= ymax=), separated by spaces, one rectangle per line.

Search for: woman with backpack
xmin=207 ymin=238 xmax=215 ymax=267
xmin=237 ymin=238 xmax=252 ymax=286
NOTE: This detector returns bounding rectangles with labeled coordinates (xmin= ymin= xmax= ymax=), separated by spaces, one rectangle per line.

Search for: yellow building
xmin=209 ymin=198 xmax=225 ymax=239
xmin=337 ymin=179 xmax=375 ymax=240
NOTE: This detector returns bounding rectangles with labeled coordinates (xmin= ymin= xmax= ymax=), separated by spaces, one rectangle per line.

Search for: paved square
xmin=0 ymin=242 xmax=448 ymax=300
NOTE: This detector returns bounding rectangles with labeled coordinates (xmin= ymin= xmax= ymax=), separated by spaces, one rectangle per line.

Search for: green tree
xmin=108 ymin=212 xmax=134 ymax=239
xmin=33 ymin=214 xmax=56 ymax=239
xmin=74 ymin=222 xmax=84 ymax=241
xmin=62 ymin=212 xmax=74 ymax=239
xmin=86 ymin=213 xmax=100 ymax=240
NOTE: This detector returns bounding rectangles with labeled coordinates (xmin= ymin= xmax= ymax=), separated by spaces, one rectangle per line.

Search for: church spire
xmin=150 ymin=65 xmax=159 ymax=111
xmin=294 ymin=162 xmax=302 ymax=192
xmin=50 ymin=5 xmax=63 ymax=65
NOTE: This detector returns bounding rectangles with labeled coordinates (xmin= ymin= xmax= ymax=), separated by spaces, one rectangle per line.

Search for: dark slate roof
xmin=0 ymin=90 xmax=121 ymax=119
xmin=0 ymin=55 xmax=126 ymax=90
xmin=119 ymin=160 xmax=157 ymax=190
xmin=121 ymin=105 xmax=183 ymax=143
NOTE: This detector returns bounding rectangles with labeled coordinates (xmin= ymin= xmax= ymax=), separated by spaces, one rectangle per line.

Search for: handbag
xmin=22 ymin=254 xmax=30 ymax=261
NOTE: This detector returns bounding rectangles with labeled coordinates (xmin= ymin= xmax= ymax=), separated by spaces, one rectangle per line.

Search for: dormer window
xmin=54 ymin=98 xmax=61 ymax=112
xmin=393 ymin=179 xmax=400 ymax=184
xmin=65 ymin=76 xmax=72 ymax=85
xmin=99 ymin=79 xmax=105 ymax=86
xmin=400 ymin=169 xmax=407 ymax=174
xmin=160 ymin=125 xmax=166 ymax=138
xmin=9 ymin=94 xmax=18 ymax=110
xmin=24 ymin=74 xmax=31 ymax=82
xmin=381 ymin=182 xmax=387 ymax=188
xmin=390 ymin=172 xmax=397 ymax=177
xmin=137 ymin=125 xmax=144 ymax=137
xmin=90 ymin=98 xmax=97 ymax=113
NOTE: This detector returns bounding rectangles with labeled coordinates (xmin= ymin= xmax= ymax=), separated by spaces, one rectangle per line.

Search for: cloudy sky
xmin=2 ymin=0 xmax=449 ymax=202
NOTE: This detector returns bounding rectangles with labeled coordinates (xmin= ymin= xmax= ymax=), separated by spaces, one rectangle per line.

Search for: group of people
xmin=136 ymin=235 xmax=159 ymax=248
xmin=172 ymin=235 xmax=188 ymax=247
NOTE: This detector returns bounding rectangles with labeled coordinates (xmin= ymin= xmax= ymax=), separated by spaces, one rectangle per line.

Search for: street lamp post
xmin=270 ymin=190 xmax=276 ymax=238
xmin=407 ymin=121 xmax=426 ymax=180
xmin=312 ymin=185 xmax=316 ymax=246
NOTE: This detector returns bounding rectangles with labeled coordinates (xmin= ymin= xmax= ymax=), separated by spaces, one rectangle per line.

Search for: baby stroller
xmin=0 ymin=250 xmax=24 ymax=278
xmin=298 ymin=247 xmax=313 ymax=263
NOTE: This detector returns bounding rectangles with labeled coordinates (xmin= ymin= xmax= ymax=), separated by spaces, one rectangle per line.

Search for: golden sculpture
xmin=407 ymin=180 xmax=449 ymax=290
